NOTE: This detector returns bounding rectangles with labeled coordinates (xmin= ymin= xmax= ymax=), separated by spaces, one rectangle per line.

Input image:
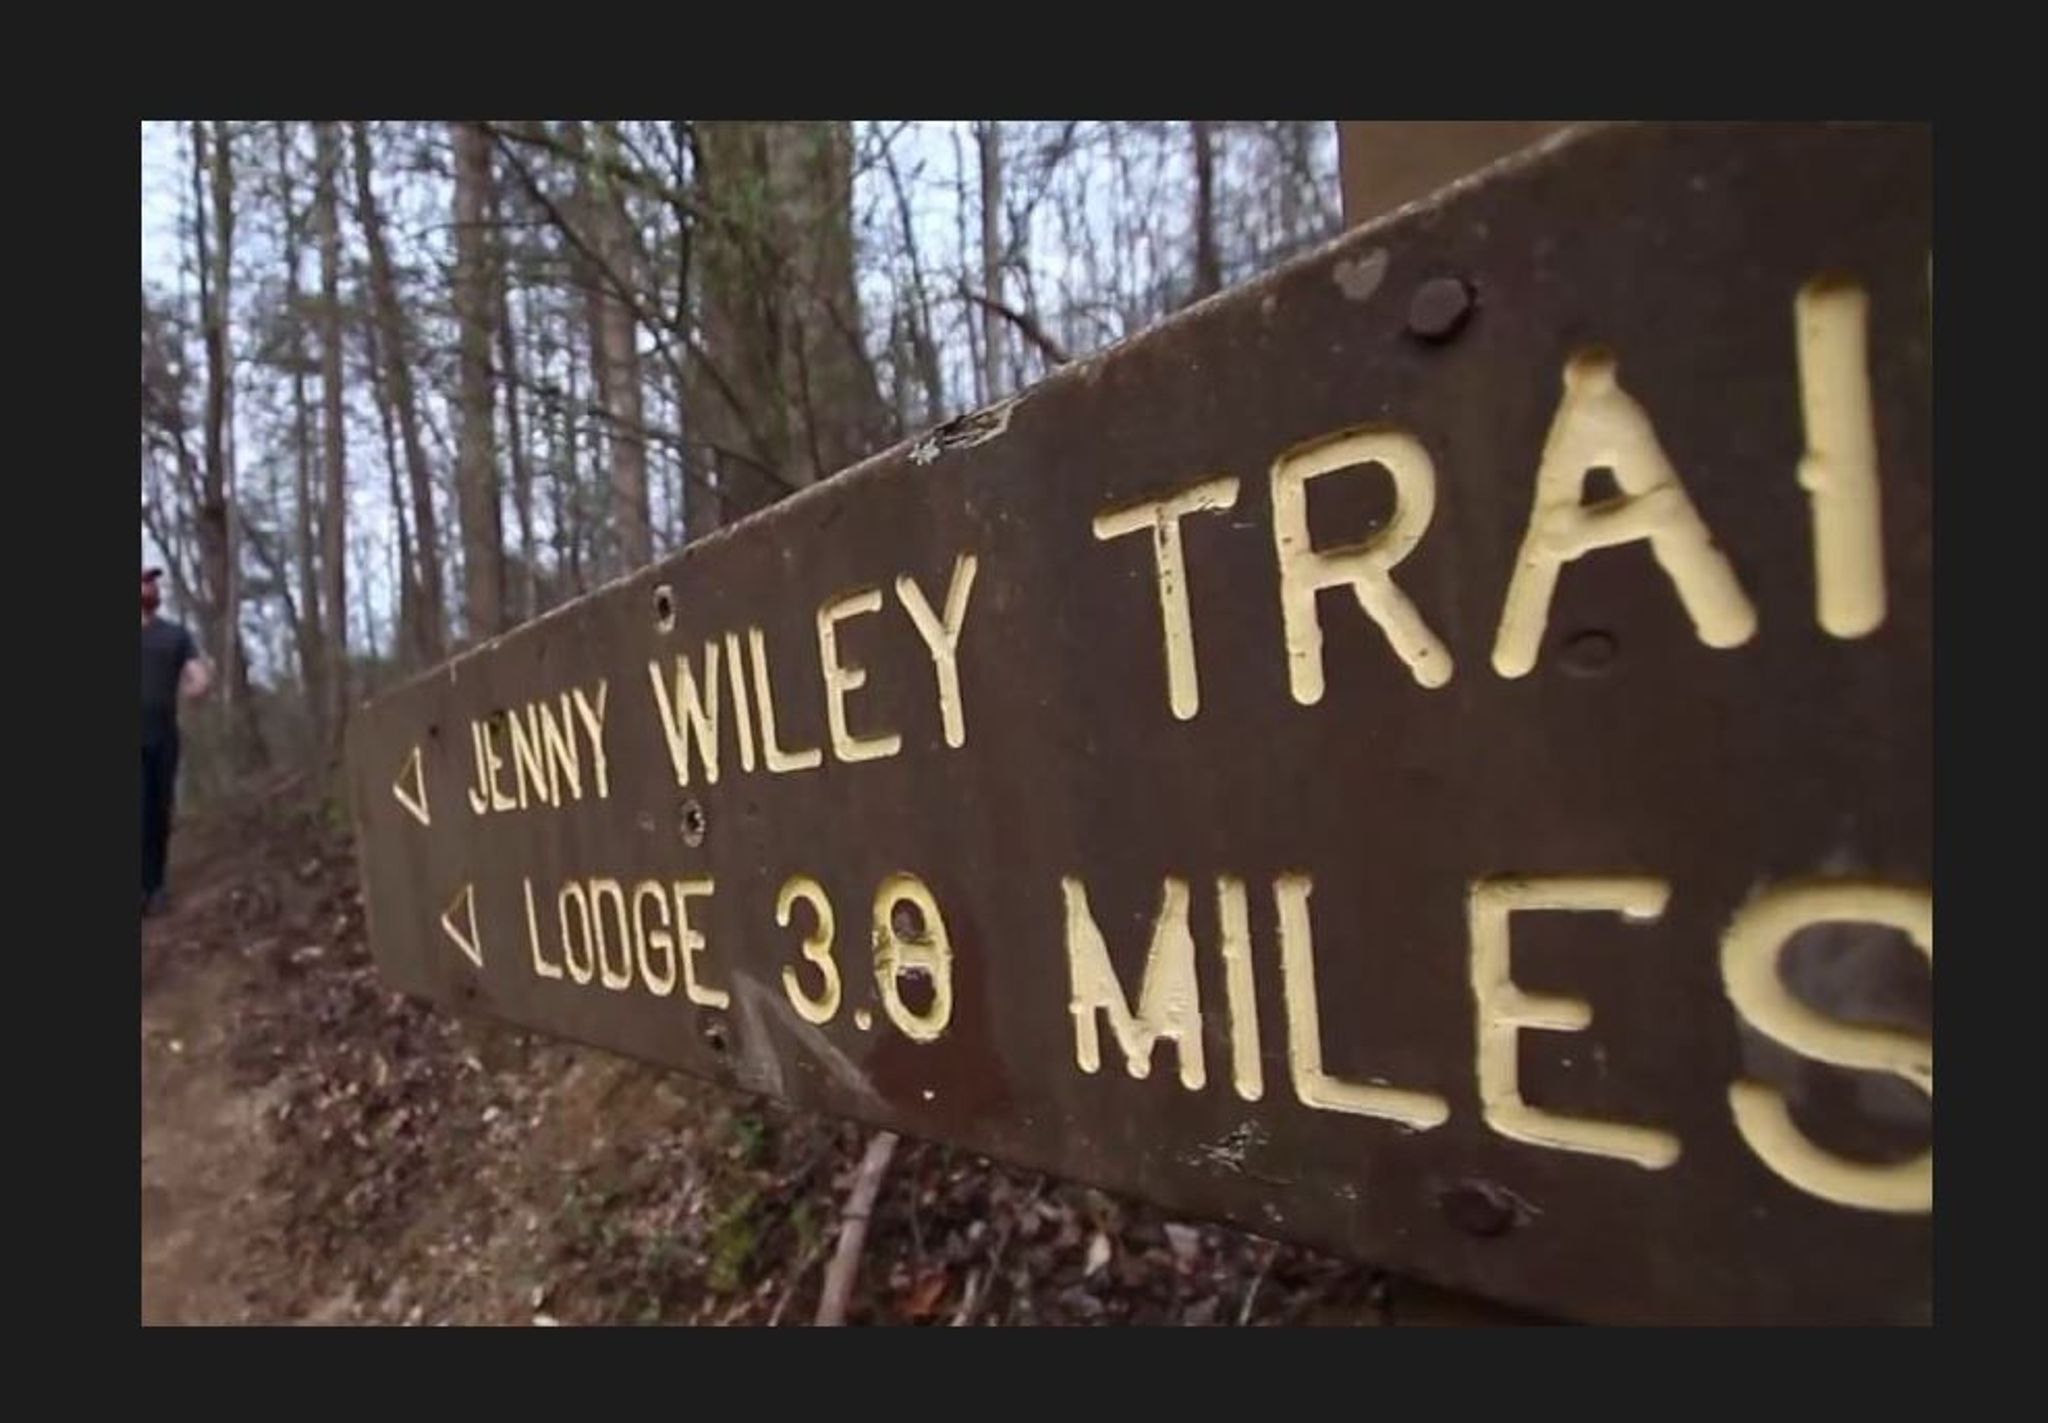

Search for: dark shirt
xmin=143 ymin=616 xmax=197 ymax=746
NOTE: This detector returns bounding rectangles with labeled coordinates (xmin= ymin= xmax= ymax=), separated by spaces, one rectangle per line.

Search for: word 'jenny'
xmin=431 ymin=274 xmax=1926 ymax=1222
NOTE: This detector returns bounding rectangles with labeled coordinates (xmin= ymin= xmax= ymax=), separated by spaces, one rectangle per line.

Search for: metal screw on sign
xmin=1407 ymin=277 xmax=1475 ymax=342
xmin=1561 ymin=629 xmax=1620 ymax=677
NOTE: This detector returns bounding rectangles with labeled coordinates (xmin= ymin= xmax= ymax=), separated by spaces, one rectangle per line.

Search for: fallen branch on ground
xmin=814 ymin=1130 xmax=899 ymax=1327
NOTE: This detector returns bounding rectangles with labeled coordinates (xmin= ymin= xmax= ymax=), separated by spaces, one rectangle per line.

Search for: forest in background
xmin=140 ymin=120 xmax=1341 ymax=790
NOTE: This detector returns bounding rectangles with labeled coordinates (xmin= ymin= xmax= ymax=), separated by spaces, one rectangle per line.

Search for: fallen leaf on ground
xmin=903 ymin=1270 xmax=949 ymax=1319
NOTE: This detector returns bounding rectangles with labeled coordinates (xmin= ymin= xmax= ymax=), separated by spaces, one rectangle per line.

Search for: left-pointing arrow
xmin=441 ymin=882 xmax=483 ymax=969
xmin=393 ymin=745 xmax=431 ymax=827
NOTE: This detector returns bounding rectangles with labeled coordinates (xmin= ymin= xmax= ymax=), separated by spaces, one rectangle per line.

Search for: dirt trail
xmin=141 ymin=813 xmax=285 ymax=1322
xmin=142 ymin=961 xmax=280 ymax=1321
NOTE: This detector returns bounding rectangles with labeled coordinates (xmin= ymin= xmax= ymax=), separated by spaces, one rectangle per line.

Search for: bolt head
xmin=1408 ymin=277 xmax=1475 ymax=341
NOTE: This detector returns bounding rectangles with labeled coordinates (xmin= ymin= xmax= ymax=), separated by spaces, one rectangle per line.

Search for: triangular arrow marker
xmin=393 ymin=745 xmax=431 ymax=828
xmin=441 ymin=882 xmax=483 ymax=969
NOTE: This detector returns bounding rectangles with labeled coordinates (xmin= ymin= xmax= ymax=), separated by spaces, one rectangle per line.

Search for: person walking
xmin=142 ymin=567 xmax=209 ymax=915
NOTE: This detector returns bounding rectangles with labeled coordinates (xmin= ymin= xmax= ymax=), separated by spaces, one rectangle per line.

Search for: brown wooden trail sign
xmin=346 ymin=122 xmax=1931 ymax=1325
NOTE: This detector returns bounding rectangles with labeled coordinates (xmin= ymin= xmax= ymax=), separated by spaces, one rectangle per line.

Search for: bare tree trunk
xmin=672 ymin=335 xmax=712 ymax=538
xmin=1108 ymin=125 xmax=1134 ymax=331
xmin=192 ymin=122 xmax=265 ymax=767
xmin=690 ymin=122 xmax=779 ymax=521
xmin=208 ymin=123 xmax=243 ymax=733
xmin=1278 ymin=122 xmax=1307 ymax=252
xmin=533 ymin=292 xmax=570 ymax=608
xmin=562 ymin=318 xmax=587 ymax=597
xmin=664 ymin=381 xmax=684 ymax=549
xmin=950 ymin=127 xmax=983 ymax=408
xmin=452 ymin=121 xmax=506 ymax=642
xmin=693 ymin=121 xmax=887 ymax=514
xmin=314 ymin=121 xmax=350 ymax=747
xmin=494 ymin=181 xmax=536 ymax=625
xmin=350 ymin=121 xmax=446 ymax=664
xmin=383 ymin=410 xmax=420 ymax=666
xmin=140 ymin=298 xmax=206 ymax=634
xmin=355 ymin=523 xmax=379 ymax=677
xmin=247 ymin=469 xmax=299 ymax=734
xmin=1008 ymin=142 xmax=1043 ymax=392
xmin=879 ymin=130 xmax=946 ymax=425
xmin=189 ymin=126 xmax=229 ymax=689
xmin=589 ymin=123 xmax=651 ymax=572
xmin=274 ymin=122 xmax=327 ymax=735
xmin=359 ymin=268 xmax=420 ymax=665
xmin=1191 ymin=120 xmax=1222 ymax=301
xmin=884 ymin=305 xmax=914 ymax=431
xmin=561 ymin=122 xmax=617 ymax=573
xmin=667 ymin=122 xmax=718 ymax=541
xmin=977 ymin=122 xmax=1005 ymax=403
xmin=774 ymin=122 xmax=886 ymax=481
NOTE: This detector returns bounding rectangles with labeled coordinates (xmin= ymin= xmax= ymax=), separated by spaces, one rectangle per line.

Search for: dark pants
xmin=143 ymin=734 xmax=180 ymax=900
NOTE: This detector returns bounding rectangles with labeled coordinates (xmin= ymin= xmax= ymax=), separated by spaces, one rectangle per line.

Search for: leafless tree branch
xmin=959 ymin=283 xmax=1070 ymax=367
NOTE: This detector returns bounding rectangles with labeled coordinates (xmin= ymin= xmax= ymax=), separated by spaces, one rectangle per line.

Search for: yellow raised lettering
xmin=747 ymin=627 xmax=822 ymax=774
xmin=557 ymin=880 xmax=595 ymax=986
xmin=539 ymin=696 xmax=581 ymax=803
xmin=1795 ymin=278 xmax=1886 ymax=638
xmin=1217 ymin=875 xmax=1262 ymax=1102
xmin=524 ymin=877 xmax=563 ymax=980
xmin=1272 ymin=427 xmax=1454 ymax=701
xmin=649 ymin=642 xmax=722 ymax=788
xmin=777 ymin=875 xmax=841 ymax=1025
xmin=483 ymin=716 xmax=516 ymax=812
xmin=570 ymin=681 xmax=610 ymax=799
xmin=874 ymin=873 xmax=954 ymax=1043
xmin=467 ymin=721 xmax=491 ymax=815
xmin=590 ymin=877 xmax=633 ymax=990
xmin=1278 ymin=874 xmax=1448 ymax=1129
xmin=672 ymin=878 xmax=728 ymax=1009
xmin=506 ymin=705 xmax=550 ymax=808
xmin=1466 ymin=876 xmax=1679 ymax=1168
xmin=1061 ymin=875 xmax=1204 ymax=1090
xmin=1721 ymin=881 xmax=1931 ymax=1213
xmin=1493 ymin=351 xmax=1756 ymax=678
xmin=632 ymin=880 xmax=677 ymax=997
xmin=896 ymin=554 xmax=978 ymax=749
xmin=816 ymin=589 xmax=904 ymax=764
xmin=721 ymin=630 xmax=757 ymax=774
xmin=1092 ymin=477 xmax=1241 ymax=721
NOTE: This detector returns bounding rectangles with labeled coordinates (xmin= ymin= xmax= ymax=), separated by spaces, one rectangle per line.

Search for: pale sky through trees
xmin=140 ymin=121 xmax=1341 ymax=704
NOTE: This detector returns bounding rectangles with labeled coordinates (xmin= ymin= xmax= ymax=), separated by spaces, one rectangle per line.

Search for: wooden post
xmin=1337 ymin=122 xmax=1572 ymax=228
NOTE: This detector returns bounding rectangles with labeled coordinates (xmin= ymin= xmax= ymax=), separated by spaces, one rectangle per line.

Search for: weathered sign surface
xmin=346 ymin=122 xmax=1932 ymax=1325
